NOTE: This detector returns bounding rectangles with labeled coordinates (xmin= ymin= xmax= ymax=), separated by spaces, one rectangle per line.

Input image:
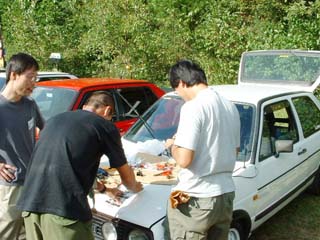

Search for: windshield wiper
xmin=115 ymin=90 xmax=156 ymax=139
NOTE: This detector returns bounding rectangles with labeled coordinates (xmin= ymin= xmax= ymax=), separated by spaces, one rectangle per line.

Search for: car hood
xmin=91 ymin=183 xmax=172 ymax=228
xmin=95 ymin=138 xmax=248 ymax=228
xmin=96 ymin=138 xmax=172 ymax=227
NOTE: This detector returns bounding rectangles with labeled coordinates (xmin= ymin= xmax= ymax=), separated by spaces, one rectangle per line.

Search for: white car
xmin=0 ymin=71 xmax=77 ymax=90
xmin=92 ymin=50 xmax=320 ymax=240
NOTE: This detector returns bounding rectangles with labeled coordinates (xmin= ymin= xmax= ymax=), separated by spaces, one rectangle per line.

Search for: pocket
xmin=193 ymin=197 xmax=216 ymax=210
xmin=22 ymin=211 xmax=31 ymax=218
xmin=28 ymin=117 xmax=34 ymax=130
xmin=51 ymin=215 xmax=78 ymax=226
xmin=185 ymin=231 xmax=205 ymax=240
xmin=225 ymin=192 xmax=235 ymax=207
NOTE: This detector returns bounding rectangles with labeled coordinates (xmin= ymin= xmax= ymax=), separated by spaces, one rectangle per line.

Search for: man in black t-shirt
xmin=17 ymin=91 xmax=143 ymax=240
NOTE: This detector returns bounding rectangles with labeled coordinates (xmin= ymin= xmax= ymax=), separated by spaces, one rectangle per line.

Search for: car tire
xmin=229 ymin=220 xmax=247 ymax=240
xmin=308 ymin=167 xmax=320 ymax=195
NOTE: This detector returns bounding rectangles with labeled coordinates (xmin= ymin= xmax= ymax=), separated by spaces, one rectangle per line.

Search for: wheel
xmin=228 ymin=220 xmax=247 ymax=240
xmin=308 ymin=167 xmax=320 ymax=195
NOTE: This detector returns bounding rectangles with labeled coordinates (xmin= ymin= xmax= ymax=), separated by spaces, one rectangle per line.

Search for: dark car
xmin=0 ymin=71 xmax=77 ymax=91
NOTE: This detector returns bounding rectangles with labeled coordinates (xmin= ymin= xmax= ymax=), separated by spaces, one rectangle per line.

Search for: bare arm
xmin=165 ymin=136 xmax=195 ymax=168
xmin=171 ymin=145 xmax=194 ymax=168
xmin=117 ymin=163 xmax=143 ymax=193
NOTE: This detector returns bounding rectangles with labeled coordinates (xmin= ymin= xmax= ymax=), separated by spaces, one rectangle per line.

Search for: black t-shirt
xmin=17 ymin=110 xmax=127 ymax=221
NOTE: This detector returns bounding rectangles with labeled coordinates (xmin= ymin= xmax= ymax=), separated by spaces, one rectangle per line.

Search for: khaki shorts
xmin=0 ymin=185 xmax=25 ymax=240
xmin=23 ymin=212 xmax=94 ymax=240
xmin=163 ymin=192 xmax=235 ymax=240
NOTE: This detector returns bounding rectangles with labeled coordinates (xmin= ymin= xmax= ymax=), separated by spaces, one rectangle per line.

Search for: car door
xmin=291 ymin=94 xmax=320 ymax=182
xmin=77 ymin=86 xmax=159 ymax=136
xmin=113 ymin=86 xmax=158 ymax=135
xmin=253 ymin=97 xmax=301 ymax=223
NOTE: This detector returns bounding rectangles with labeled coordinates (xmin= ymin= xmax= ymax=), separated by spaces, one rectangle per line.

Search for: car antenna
xmin=115 ymin=90 xmax=156 ymax=139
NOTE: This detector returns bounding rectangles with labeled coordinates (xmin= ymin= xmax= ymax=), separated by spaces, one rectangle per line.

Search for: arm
xmin=171 ymin=145 xmax=194 ymax=168
xmin=165 ymin=136 xmax=195 ymax=168
xmin=117 ymin=163 xmax=143 ymax=193
xmin=95 ymin=179 xmax=124 ymax=205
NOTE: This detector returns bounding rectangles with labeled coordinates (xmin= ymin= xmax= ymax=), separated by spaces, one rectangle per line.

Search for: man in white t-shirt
xmin=163 ymin=60 xmax=240 ymax=240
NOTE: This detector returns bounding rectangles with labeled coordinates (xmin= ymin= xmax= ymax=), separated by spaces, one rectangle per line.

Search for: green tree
xmin=1 ymin=0 xmax=320 ymax=87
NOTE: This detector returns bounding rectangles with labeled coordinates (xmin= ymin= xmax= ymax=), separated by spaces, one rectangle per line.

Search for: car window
xmin=125 ymin=96 xmax=184 ymax=142
xmin=125 ymin=95 xmax=255 ymax=162
xmin=259 ymin=100 xmax=299 ymax=161
xmin=78 ymin=90 xmax=116 ymax=121
xmin=0 ymin=77 xmax=5 ymax=90
xmin=32 ymin=87 xmax=77 ymax=120
xmin=115 ymin=87 xmax=158 ymax=120
xmin=241 ymin=51 xmax=320 ymax=91
xmin=37 ymin=76 xmax=72 ymax=81
xmin=292 ymin=96 xmax=320 ymax=138
xmin=237 ymin=104 xmax=255 ymax=162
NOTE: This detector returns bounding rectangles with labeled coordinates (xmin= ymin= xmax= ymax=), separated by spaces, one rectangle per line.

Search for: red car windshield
xmin=32 ymin=86 xmax=77 ymax=120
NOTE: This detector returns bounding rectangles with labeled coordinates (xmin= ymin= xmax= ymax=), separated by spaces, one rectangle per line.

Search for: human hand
xmin=106 ymin=187 xmax=124 ymax=205
xmin=0 ymin=163 xmax=17 ymax=183
xmin=165 ymin=134 xmax=176 ymax=149
xmin=131 ymin=181 xmax=143 ymax=193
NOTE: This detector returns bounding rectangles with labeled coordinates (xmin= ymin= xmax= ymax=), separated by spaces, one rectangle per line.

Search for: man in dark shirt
xmin=17 ymin=91 xmax=143 ymax=240
xmin=0 ymin=52 xmax=44 ymax=240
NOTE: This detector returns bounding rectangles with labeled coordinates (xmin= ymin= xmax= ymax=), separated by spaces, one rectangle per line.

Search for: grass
xmin=249 ymin=192 xmax=320 ymax=240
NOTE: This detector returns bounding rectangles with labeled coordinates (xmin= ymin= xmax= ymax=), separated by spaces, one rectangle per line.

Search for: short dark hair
xmin=85 ymin=91 xmax=115 ymax=110
xmin=6 ymin=53 xmax=39 ymax=83
xmin=168 ymin=59 xmax=207 ymax=89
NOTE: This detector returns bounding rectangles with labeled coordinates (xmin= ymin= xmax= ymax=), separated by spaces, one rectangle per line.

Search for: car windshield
xmin=124 ymin=95 xmax=255 ymax=162
xmin=31 ymin=86 xmax=77 ymax=121
xmin=241 ymin=51 xmax=320 ymax=85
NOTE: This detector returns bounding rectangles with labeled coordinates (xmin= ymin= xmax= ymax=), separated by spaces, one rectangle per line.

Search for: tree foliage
xmin=1 ymin=0 xmax=320 ymax=86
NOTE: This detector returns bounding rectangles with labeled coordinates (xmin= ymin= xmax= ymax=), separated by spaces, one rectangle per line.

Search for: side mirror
xmin=274 ymin=140 xmax=293 ymax=158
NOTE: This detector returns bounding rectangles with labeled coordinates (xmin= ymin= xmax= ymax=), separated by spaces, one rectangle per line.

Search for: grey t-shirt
xmin=0 ymin=94 xmax=44 ymax=186
xmin=173 ymin=88 xmax=240 ymax=197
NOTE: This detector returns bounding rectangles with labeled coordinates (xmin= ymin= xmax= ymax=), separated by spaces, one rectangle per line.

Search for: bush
xmin=1 ymin=0 xmax=319 ymax=87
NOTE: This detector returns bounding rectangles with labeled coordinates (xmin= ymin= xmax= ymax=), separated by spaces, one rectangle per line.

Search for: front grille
xmin=92 ymin=212 xmax=154 ymax=240
xmin=92 ymin=216 xmax=105 ymax=240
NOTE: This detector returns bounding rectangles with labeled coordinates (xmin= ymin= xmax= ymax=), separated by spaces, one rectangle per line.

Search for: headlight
xmin=102 ymin=221 xmax=117 ymax=240
xmin=128 ymin=229 xmax=149 ymax=240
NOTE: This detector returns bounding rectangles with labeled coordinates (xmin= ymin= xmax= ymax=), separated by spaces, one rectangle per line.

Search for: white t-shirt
xmin=173 ymin=88 xmax=240 ymax=197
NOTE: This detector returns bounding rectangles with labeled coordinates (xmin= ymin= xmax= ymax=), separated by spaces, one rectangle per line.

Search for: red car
xmin=32 ymin=78 xmax=165 ymax=135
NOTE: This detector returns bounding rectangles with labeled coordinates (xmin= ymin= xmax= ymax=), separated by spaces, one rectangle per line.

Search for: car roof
xmin=38 ymin=71 xmax=73 ymax=74
xmin=212 ymin=84 xmax=305 ymax=104
xmin=36 ymin=78 xmax=151 ymax=91
xmin=36 ymin=71 xmax=78 ymax=78
xmin=164 ymin=84 xmax=306 ymax=105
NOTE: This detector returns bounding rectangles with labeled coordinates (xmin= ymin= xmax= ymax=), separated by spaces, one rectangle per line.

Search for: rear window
xmin=32 ymin=87 xmax=77 ymax=120
xmin=241 ymin=51 xmax=320 ymax=86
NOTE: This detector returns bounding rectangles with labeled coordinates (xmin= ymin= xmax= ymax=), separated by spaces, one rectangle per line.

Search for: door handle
xmin=298 ymin=148 xmax=307 ymax=155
